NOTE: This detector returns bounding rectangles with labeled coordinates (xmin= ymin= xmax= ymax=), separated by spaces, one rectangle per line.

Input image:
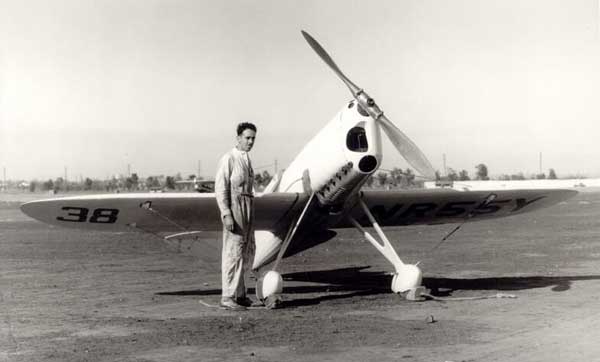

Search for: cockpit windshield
xmin=346 ymin=126 xmax=368 ymax=152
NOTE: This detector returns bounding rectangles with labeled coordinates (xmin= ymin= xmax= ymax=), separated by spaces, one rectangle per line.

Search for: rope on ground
xmin=421 ymin=292 xmax=517 ymax=302
xmin=198 ymin=300 xmax=219 ymax=308
xmin=198 ymin=299 xmax=268 ymax=310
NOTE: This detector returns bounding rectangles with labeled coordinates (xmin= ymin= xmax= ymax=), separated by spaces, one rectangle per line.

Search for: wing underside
xmin=21 ymin=188 xmax=577 ymax=233
xmin=334 ymin=188 xmax=577 ymax=228
xmin=21 ymin=192 xmax=301 ymax=233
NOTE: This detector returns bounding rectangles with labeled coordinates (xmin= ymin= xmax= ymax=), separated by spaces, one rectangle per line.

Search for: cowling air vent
xmin=317 ymin=161 xmax=370 ymax=206
xmin=358 ymin=155 xmax=378 ymax=173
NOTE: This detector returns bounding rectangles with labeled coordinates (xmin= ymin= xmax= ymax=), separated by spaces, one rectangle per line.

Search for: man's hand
xmin=223 ymin=215 xmax=234 ymax=232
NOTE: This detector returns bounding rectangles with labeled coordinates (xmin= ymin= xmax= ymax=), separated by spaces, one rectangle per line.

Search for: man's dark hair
xmin=237 ymin=122 xmax=257 ymax=136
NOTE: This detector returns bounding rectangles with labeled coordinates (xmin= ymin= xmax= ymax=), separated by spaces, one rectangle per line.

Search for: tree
xmin=145 ymin=176 xmax=161 ymax=189
xmin=29 ymin=181 xmax=36 ymax=192
xmin=390 ymin=168 xmax=403 ymax=186
xmin=365 ymin=174 xmax=375 ymax=187
xmin=107 ymin=177 xmax=119 ymax=192
xmin=475 ymin=164 xmax=489 ymax=180
xmin=446 ymin=168 xmax=458 ymax=181
xmin=535 ymin=173 xmax=546 ymax=180
xmin=84 ymin=178 xmax=93 ymax=190
xmin=130 ymin=173 xmax=139 ymax=190
xmin=548 ymin=168 xmax=557 ymax=179
xmin=165 ymin=176 xmax=176 ymax=190
xmin=254 ymin=173 xmax=263 ymax=187
xmin=261 ymin=171 xmax=273 ymax=186
xmin=125 ymin=177 xmax=134 ymax=190
xmin=403 ymin=168 xmax=415 ymax=187
xmin=43 ymin=179 xmax=54 ymax=191
xmin=91 ymin=179 xmax=105 ymax=191
xmin=458 ymin=170 xmax=470 ymax=181
xmin=52 ymin=177 xmax=65 ymax=193
xmin=376 ymin=172 xmax=388 ymax=187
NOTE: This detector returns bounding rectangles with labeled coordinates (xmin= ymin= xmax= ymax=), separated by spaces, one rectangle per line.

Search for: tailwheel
xmin=348 ymin=198 xmax=426 ymax=301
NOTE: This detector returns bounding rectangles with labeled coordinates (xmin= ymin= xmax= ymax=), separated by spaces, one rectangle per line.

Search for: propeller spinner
xmin=301 ymin=30 xmax=436 ymax=180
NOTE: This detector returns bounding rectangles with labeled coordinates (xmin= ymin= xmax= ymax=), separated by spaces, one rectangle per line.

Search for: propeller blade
xmin=379 ymin=115 xmax=436 ymax=179
xmin=301 ymin=30 xmax=361 ymax=95
xmin=301 ymin=30 xmax=436 ymax=180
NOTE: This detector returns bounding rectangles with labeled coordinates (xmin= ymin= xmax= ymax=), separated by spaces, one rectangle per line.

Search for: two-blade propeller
xmin=301 ymin=30 xmax=436 ymax=180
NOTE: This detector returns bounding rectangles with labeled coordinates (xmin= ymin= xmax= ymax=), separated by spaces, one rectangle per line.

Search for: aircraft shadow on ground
xmin=157 ymin=266 xmax=600 ymax=307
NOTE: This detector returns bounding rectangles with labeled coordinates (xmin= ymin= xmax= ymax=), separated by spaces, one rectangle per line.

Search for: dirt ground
xmin=2 ymin=189 xmax=600 ymax=362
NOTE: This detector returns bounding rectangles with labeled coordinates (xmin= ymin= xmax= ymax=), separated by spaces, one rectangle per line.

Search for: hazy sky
xmin=1 ymin=0 xmax=599 ymax=180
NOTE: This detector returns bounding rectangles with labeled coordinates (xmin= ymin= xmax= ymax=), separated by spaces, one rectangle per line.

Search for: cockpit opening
xmin=346 ymin=126 xmax=368 ymax=152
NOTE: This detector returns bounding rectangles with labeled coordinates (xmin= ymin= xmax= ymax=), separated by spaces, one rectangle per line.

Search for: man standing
xmin=215 ymin=122 xmax=257 ymax=310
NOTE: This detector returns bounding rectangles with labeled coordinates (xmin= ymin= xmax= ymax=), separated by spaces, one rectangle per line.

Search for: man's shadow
xmin=157 ymin=266 xmax=600 ymax=307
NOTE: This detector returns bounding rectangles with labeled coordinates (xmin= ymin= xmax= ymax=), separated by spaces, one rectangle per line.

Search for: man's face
xmin=237 ymin=129 xmax=256 ymax=152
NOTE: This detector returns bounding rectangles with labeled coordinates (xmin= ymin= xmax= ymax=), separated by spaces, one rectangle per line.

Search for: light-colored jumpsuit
xmin=215 ymin=147 xmax=255 ymax=301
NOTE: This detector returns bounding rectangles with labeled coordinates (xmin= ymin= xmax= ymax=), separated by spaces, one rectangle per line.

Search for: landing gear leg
xmin=347 ymin=198 xmax=425 ymax=301
xmin=256 ymin=192 xmax=318 ymax=308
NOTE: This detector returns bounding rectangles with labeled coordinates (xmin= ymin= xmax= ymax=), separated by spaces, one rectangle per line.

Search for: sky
xmin=1 ymin=0 xmax=599 ymax=181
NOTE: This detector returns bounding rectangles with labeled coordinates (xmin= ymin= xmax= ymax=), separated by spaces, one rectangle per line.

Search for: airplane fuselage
xmin=278 ymin=100 xmax=382 ymax=208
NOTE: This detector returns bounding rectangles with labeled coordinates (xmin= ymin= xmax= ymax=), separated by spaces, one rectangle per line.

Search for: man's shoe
xmin=235 ymin=296 xmax=256 ymax=307
xmin=264 ymin=295 xmax=283 ymax=309
xmin=220 ymin=298 xmax=246 ymax=311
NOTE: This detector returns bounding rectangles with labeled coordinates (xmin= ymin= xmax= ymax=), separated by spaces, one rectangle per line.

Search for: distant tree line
xmin=495 ymin=168 xmax=557 ymax=180
xmin=22 ymin=170 xmax=276 ymax=193
xmin=13 ymin=164 xmax=567 ymax=194
xmin=364 ymin=164 xmax=562 ymax=189
xmin=363 ymin=168 xmax=421 ymax=189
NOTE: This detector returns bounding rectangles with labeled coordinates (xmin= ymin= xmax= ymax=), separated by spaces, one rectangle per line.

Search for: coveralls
xmin=215 ymin=147 xmax=255 ymax=301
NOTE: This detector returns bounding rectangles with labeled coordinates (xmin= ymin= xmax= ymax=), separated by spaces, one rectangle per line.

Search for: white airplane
xmin=21 ymin=31 xmax=576 ymax=305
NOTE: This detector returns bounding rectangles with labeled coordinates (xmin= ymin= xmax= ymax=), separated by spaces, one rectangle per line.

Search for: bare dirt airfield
xmin=2 ymin=189 xmax=600 ymax=362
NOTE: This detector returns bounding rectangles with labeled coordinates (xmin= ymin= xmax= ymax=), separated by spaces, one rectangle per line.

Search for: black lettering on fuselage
xmin=435 ymin=201 xmax=477 ymax=217
xmin=367 ymin=198 xmax=520 ymax=224
xmin=56 ymin=207 xmax=119 ymax=224
xmin=89 ymin=208 xmax=119 ymax=223
xmin=399 ymin=202 xmax=437 ymax=219
xmin=57 ymin=207 xmax=89 ymax=222
xmin=472 ymin=199 xmax=510 ymax=215
xmin=369 ymin=204 xmax=404 ymax=221
xmin=512 ymin=196 xmax=545 ymax=212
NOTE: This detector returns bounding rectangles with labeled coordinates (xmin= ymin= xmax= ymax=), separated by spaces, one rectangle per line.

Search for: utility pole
xmin=539 ymin=152 xmax=542 ymax=175
xmin=197 ymin=160 xmax=202 ymax=179
xmin=2 ymin=166 xmax=6 ymax=191
xmin=127 ymin=164 xmax=131 ymax=177
xmin=274 ymin=159 xmax=278 ymax=174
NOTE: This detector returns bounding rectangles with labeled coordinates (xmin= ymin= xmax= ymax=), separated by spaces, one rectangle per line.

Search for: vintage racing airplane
xmin=21 ymin=31 xmax=577 ymax=305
